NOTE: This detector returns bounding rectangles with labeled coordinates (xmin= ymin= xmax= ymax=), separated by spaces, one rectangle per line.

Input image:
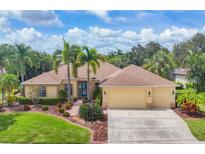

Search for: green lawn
xmin=176 ymin=89 xmax=205 ymax=112
xmin=0 ymin=112 xmax=91 ymax=144
xmin=185 ymin=119 xmax=205 ymax=141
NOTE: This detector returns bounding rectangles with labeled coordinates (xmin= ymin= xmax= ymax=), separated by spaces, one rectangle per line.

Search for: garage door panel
xmin=153 ymin=88 xmax=171 ymax=108
xmin=108 ymin=89 xmax=146 ymax=108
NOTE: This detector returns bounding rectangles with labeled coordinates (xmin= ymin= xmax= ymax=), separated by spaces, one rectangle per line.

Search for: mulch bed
xmin=1 ymin=104 xmax=108 ymax=144
xmin=173 ymin=108 xmax=205 ymax=119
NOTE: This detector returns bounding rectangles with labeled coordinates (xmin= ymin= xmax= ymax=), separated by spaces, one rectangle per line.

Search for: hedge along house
xmin=22 ymin=62 xmax=120 ymax=99
xmin=100 ymin=65 xmax=176 ymax=109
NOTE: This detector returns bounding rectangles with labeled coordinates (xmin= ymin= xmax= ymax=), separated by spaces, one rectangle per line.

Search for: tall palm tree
xmin=77 ymin=46 xmax=105 ymax=100
xmin=0 ymin=74 xmax=19 ymax=104
xmin=53 ymin=39 xmax=81 ymax=101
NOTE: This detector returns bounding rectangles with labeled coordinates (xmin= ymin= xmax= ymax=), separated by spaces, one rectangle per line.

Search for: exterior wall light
xmin=172 ymin=90 xmax=175 ymax=95
xmin=104 ymin=91 xmax=106 ymax=95
xmin=148 ymin=91 xmax=151 ymax=97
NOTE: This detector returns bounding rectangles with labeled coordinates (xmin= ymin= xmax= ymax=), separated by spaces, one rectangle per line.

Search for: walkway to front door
xmin=108 ymin=109 xmax=198 ymax=143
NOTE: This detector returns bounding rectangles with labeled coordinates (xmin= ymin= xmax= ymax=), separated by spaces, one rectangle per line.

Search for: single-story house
xmin=100 ymin=65 xmax=176 ymax=109
xmin=22 ymin=62 xmax=176 ymax=109
xmin=171 ymin=68 xmax=188 ymax=84
xmin=22 ymin=62 xmax=120 ymax=98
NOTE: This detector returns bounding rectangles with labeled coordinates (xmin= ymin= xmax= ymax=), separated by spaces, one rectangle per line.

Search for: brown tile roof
xmin=22 ymin=62 xmax=120 ymax=85
xmin=100 ymin=65 xmax=176 ymax=87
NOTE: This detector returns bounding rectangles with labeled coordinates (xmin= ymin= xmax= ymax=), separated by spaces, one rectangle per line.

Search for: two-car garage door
xmin=106 ymin=87 xmax=173 ymax=109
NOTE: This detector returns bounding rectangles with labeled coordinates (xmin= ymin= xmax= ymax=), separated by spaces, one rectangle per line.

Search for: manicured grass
xmin=0 ymin=112 xmax=91 ymax=143
xmin=185 ymin=119 xmax=205 ymax=141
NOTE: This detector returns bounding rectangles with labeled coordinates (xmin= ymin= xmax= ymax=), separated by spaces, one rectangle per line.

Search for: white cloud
xmin=116 ymin=17 xmax=127 ymax=22
xmin=139 ymin=28 xmax=157 ymax=42
xmin=0 ymin=17 xmax=11 ymax=33
xmin=122 ymin=31 xmax=138 ymax=40
xmin=87 ymin=10 xmax=111 ymax=23
xmin=136 ymin=11 xmax=155 ymax=20
xmin=0 ymin=11 xmax=63 ymax=27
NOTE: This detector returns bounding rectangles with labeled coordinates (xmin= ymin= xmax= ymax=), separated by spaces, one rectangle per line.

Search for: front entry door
xmin=78 ymin=81 xmax=87 ymax=97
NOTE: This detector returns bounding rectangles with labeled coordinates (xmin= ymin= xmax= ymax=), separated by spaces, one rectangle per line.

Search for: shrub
xmin=58 ymin=90 xmax=67 ymax=100
xmin=92 ymin=88 xmax=102 ymax=100
xmin=65 ymin=102 xmax=72 ymax=110
xmin=7 ymin=95 xmax=17 ymax=105
xmin=181 ymin=102 xmax=198 ymax=113
xmin=38 ymin=98 xmax=61 ymax=105
xmin=95 ymin=95 xmax=102 ymax=106
xmin=185 ymin=83 xmax=193 ymax=89
xmin=18 ymin=97 xmax=33 ymax=105
xmin=176 ymin=82 xmax=185 ymax=90
xmin=72 ymin=97 xmax=77 ymax=102
xmin=42 ymin=105 xmax=49 ymax=111
xmin=23 ymin=105 xmax=31 ymax=111
xmin=79 ymin=103 xmax=103 ymax=121
xmin=58 ymin=108 xmax=65 ymax=113
xmin=57 ymin=102 xmax=63 ymax=108
xmin=63 ymin=112 xmax=70 ymax=117
xmin=18 ymin=97 xmax=61 ymax=105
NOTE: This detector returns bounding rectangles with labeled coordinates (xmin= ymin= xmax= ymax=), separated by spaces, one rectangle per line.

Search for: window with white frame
xmin=39 ymin=86 xmax=46 ymax=97
xmin=64 ymin=84 xmax=73 ymax=95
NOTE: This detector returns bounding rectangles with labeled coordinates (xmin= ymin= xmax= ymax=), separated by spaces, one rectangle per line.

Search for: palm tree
xmin=77 ymin=46 xmax=105 ymax=100
xmin=0 ymin=74 xmax=19 ymax=104
xmin=143 ymin=50 xmax=175 ymax=79
xmin=53 ymin=39 xmax=81 ymax=101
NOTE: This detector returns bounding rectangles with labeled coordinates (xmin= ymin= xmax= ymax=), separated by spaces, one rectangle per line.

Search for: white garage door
xmin=108 ymin=88 xmax=146 ymax=108
xmin=152 ymin=88 xmax=171 ymax=108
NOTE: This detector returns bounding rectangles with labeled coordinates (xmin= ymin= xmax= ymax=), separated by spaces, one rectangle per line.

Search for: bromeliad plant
xmin=177 ymin=89 xmax=203 ymax=113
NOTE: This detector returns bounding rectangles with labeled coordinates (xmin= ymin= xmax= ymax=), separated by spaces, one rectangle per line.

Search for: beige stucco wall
xmin=102 ymin=86 xmax=176 ymax=109
xmin=24 ymin=79 xmax=99 ymax=98
xmin=175 ymin=74 xmax=188 ymax=83
xmin=24 ymin=85 xmax=58 ymax=98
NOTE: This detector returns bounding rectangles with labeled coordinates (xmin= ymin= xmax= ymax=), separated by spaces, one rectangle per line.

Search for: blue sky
xmin=0 ymin=10 xmax=205 ymax=54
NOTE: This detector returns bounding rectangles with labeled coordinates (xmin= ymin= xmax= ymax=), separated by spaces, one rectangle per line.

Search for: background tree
xmin=143 ymin=50 xmax=175 ymax=79
xmin=77 ymin=47 xmax=105 ymax=100
xmin=187 ymin=52 xmax=205 ymax=92
xmin=0 ymin=74 xmax=19 ymax=104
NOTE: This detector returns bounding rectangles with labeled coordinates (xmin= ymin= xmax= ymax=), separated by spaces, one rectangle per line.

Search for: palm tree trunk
xmin=67 ymin=64 xmax=71 ymax=101
xmin=20 ymin=73 xmax=24 ymax=96
xmin=87 ymin=63 xmax=90 ymax=100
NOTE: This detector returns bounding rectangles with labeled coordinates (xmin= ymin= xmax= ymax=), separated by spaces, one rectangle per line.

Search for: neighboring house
xmin=22 ymin=63 xmax=176 ymax=109
xmin=100 ymin=65 xmax=176 ymax=109
xmin=171 ymin=68 xmax=188 ymax=84
xmin=22 ymin=62 xmax=120 ymax=99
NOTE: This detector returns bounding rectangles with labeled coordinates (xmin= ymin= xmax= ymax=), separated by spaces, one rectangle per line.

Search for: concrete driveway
xmin=108 ymin=109 xmax=198 ymax=143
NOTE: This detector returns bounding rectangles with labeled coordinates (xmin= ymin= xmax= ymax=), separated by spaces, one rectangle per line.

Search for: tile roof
xmin=100 ymin=65 xmax=176 ymax=87
xmin=22 ymin=62 xmax=120 ymax=85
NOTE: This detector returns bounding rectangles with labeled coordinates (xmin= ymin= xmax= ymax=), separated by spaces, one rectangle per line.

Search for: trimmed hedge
xmin=18 ymin=97 xmax=61 ymax=105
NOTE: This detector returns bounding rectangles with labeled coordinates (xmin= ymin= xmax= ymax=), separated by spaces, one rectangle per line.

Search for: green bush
xmin=58 ymin=90 xmax=67 ymax=100
xmin=58 ymin=108 xmax=65 ymax=113
xmin=72 ymin=97 xmax=77 ymax=102
xmin=95 ymin=95 xmax=102 ymax=106
xmin=23 ymin=105 xmax=31 ymax=111
xmin=18 ymin=97 xmax=61 ymax=105
xmin=63 ymin=112 xmax=70 ymax=117
xmin=65 ymin=102 xmax=72 ymax=110
xmin=79 ymin=103 xmax=103 ymax=121
xmin=7 ymin=95 xmax=17 ymax=105
xmin=176 ymin=82 xmax=185 ymax=90
xmin=18 ymin=97 xmax=33 ymax=105
xmin=42 ymin=105 xmax=49 ymax=111
xmin=92 ymin=88 xmax=102 ymax=100
xmin=57 ymin=102 xmax=63 ymax=108
xmin=185 ymin=83 xmax=193 ymax=89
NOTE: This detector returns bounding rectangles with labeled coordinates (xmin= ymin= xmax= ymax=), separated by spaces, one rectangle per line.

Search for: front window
xmin=39 ymin=86 xmax=46 ymax=97
xmin=64 ymin=84 xmax=73 ymax=95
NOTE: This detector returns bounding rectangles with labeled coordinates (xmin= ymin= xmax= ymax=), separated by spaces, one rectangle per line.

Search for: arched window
xmin=39 ymin=86 xmax=46 ymax=97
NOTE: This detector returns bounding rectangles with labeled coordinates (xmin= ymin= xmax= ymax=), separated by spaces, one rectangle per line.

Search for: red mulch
xmin=1 ymin=104 xmax=108 ymax=144
xmin=173 ymin=108 xmax=205 ymax=118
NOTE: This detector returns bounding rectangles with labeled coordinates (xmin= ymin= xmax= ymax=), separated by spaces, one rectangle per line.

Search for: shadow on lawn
xmin=0 ymin=113 xmax=21 ymax=131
